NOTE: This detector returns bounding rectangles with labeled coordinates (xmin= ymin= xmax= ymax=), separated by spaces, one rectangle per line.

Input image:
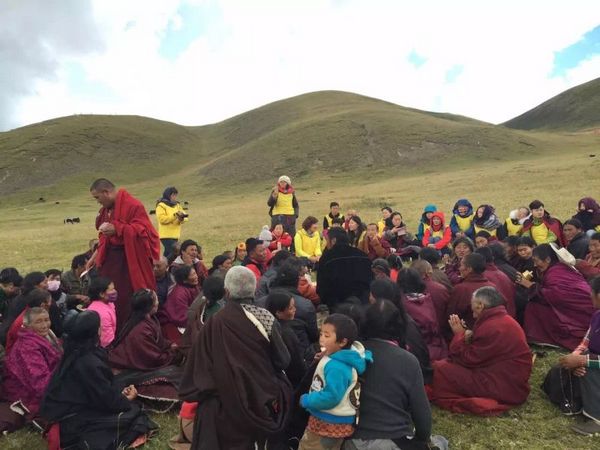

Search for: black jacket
xmin=567 ymin=232 xmax=590 ymax=260
xmin=317 ymin=244 xmax=373 ymax=308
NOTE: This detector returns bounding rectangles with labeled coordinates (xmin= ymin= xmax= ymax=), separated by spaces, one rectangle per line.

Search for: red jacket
xmin=483 ymin=264 xmax=516 ymax=318
xmin=422 ymin=212 xmax=452 ymax=250
xmin=269 ymin=232 xmax=293 ymax=251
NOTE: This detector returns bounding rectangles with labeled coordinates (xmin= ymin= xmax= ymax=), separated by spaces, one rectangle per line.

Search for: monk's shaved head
xmin=90 ymin=178 xmax=115 ymax=192
xmin=411 ymin=260 xmax=432 ymax=279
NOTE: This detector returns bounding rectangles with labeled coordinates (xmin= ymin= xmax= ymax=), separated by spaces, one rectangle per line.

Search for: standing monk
xmin=88 ymin=179 xmax=160 ymax=330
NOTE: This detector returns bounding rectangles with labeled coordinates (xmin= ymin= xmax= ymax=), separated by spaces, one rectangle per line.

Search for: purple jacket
xmin=2 ymin=328 xmax=62 ymax=414
xmin=158 ymin=284 xmax=200 ymax=328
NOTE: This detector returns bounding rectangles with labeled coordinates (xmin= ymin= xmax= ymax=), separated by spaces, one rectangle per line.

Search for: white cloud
xmin=9 ymin=0 xmax=600 ymax=129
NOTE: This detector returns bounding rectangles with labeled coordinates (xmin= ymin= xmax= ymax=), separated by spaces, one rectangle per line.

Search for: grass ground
xmin=1 ymin=148 xmax=599 ymax=448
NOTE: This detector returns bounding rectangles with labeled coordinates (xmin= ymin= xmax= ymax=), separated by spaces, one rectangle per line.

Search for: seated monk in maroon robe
xmin=109 ymin=290 xmax=182 ymax=404
xmin=89 ymin=179 xmax=160 ymax=330
xmin=412 ymin=260 xmax=452 ymax=336
xmin=445 ymin=253 xmax=505 ymax=334
xmin=475 ymin=246 xmax=516 ymax=318
xmin=430 ymin=287 xmax=532 ymax=416
xmin=517 ymin=244 xmax=594 ymax=351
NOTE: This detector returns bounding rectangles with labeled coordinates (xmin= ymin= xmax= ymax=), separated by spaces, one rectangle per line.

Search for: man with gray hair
xmin=180 ymin=266 xmax=292 ymax=448
xmin=429 ymin=286 xmax=533 ymax=415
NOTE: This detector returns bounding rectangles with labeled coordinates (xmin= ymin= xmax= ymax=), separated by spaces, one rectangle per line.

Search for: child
xmin=85 ymin=277 xmax=117 ymax=348
xmin=299 ymin=314 xmax=372 ymax=450
xmin=323 ymin=202 xmax=345 ymax=230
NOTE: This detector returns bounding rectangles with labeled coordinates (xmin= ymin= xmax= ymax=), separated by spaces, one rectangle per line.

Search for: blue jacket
xmin=300 ymin=342 xmax=372 ymax=424
xmin=449 ymin=199 xmax=475 ymax=239
xmin=416 ymin=204 xmax=437 ymax=241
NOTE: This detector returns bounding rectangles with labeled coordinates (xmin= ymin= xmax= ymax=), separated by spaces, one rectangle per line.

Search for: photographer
xmin=156 ymin=187 xmax=188 ymax=257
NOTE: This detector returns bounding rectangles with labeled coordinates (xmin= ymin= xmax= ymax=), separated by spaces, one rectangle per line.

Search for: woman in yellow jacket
xmin=156 ymin=187 xmax=187 ymax=257
xmin=268 ymin=175 xmax=299 ymax=236
xmin=294 ymin=216 xmax=322 ymax=265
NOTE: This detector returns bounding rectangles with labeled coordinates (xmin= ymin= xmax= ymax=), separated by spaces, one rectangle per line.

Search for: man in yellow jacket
xmin=156 ymin=187 xmax=187 ymax=256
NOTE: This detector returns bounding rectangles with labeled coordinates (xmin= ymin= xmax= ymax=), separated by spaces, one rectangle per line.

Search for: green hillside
xmin=504 ymin=77 xmax=600 ymax=131
xmin=0 ymin=89 xmax=598 ymax=201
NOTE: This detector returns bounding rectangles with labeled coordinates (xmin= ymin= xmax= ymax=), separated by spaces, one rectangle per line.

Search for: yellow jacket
xmin=294 ymin=229 xmax=322 ymax=258
xmin=156 ymin=202 xmax=186 ymax=239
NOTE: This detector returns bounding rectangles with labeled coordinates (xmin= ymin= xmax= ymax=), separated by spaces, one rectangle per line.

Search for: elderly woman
xmin=40 ymin=311 xmax=157 ymax=449
xmin=5 ymin=288 xmax=53 ymax=353
xmin=517 ymin=244 xmax=594 ymax=350
xmin=268 ymin=175 xmax=299 ymax=236
xmin=0 ymin=307 xmax=62 ymax=433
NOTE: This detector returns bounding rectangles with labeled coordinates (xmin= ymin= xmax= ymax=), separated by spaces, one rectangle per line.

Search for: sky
xmin=1 ymin=0 xmax=599 ymax=131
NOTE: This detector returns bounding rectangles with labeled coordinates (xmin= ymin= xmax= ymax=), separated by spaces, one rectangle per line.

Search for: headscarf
xmin=474 ymin=204 xmax=501 ymax=230
xmin=53 ymin=311 xmax=101 ymax=382
xmin=157 ymin=187 xmax=179 ymax=207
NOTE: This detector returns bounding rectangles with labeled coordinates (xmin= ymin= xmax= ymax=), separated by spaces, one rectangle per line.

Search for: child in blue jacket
xmin=299 ymin=314 xmax=372 ymax=450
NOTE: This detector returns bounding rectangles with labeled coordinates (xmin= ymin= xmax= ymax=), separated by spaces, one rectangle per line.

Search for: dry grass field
xmin=1 ymin=145 xmax=600 ymax=449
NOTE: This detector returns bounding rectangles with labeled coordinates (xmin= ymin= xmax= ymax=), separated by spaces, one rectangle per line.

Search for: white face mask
xmin=47 ymin=279 xmax=61 ymax=292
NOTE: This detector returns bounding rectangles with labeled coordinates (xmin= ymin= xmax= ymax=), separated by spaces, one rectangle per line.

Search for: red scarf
xmin=95 ymin=189 xmax=160 ymax=291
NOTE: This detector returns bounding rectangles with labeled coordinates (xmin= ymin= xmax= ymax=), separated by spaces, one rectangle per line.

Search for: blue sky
xmin=552 ymin=25 xmax=600 ymax=77
xmin=5 ymin=0 xmax=600 ymax=130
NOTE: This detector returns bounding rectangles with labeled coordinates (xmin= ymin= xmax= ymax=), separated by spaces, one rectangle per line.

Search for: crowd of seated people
xmin=1 ymin=186 xmax=600 ymax=447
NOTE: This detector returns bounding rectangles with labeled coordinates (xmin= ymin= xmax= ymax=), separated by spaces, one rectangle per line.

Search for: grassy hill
xmin=1 ymin=89 xmax=600 ymax=449
xmin=504 ymin=77 xmax=600 ymax=131
xmin=2 ymin=89 xmax=598 ymax=203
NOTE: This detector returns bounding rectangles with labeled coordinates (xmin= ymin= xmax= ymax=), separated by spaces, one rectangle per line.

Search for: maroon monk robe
xmin=108 ymin=316 xmax=176 ymax=371
xmin=95 ymin=189 xmax=160 ymax=329
xmin=484 ymin=263 xmax=516 ymax=318
xmin=403 ymin=292 xmax=447 ymax=360
xmin=424 ymin=278 xmax=451 ymax=335
xmin=446 ymin=273 xmax=501 ymax=331
xmin=575 ymin=254 xmax=600 ymax=281
xmin=430 ymin=306 xmax=532 ymax=415
xmin=524 ymin=263 xmax=594 ymax=351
